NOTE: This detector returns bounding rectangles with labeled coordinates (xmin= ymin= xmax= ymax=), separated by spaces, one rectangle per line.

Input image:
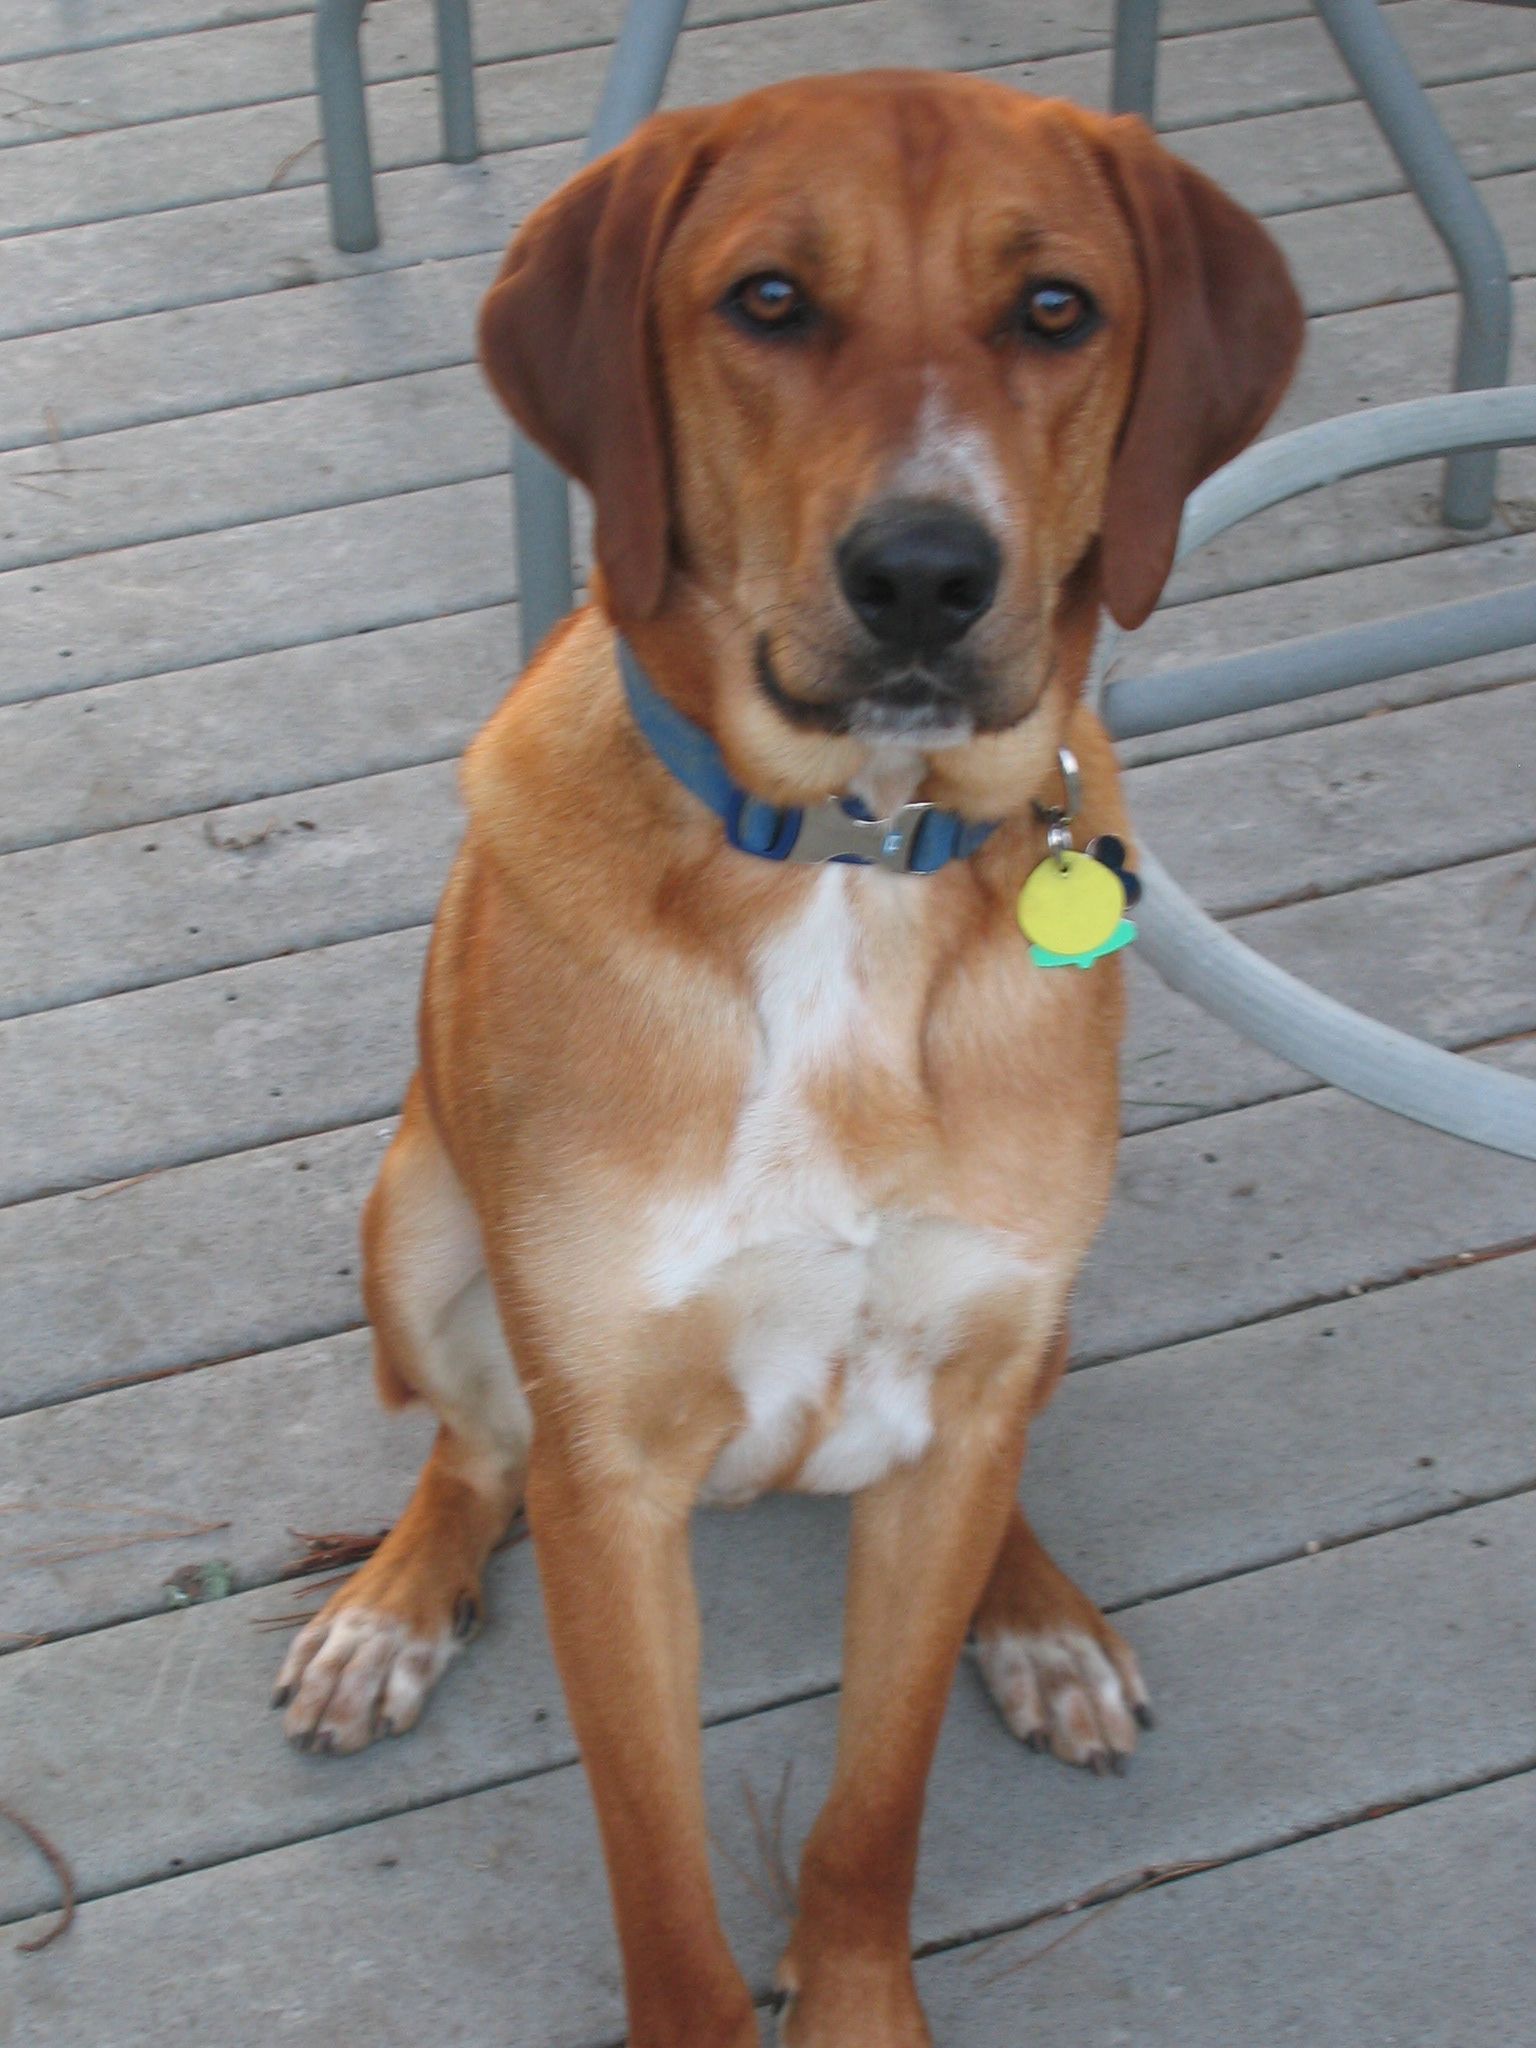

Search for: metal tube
xmin=1120 ymin=386 xmax=1536 ymax=1155
xmin=513 ymin=435 xmax=577 ymax=658
xmin=1312 ymin=0 xmax=1512 ymax=527
xmin=1136 ymin=849 xmax=1536 ymax=1161
xmin=585 ymin=0 xmax=692 ymax=163
xmin=515 ymin=0 xmax=691 ymax=660
xmin=1104 ymin=582 xmax=1536 ymax=738
xmin=1177 ymin=388 xmax=1536 ymax=557
xmin=435 ymin=0 xmax=478 ymax=164
xmin=313 ymin=0 xmax=377 ymax=253
xmin=1111 ymin=0 xmax=1162 ymax=121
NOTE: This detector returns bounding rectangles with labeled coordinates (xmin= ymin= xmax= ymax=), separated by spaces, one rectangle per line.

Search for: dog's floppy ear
xmin=1095 ymin=116 xmax=1304 ymax=631
xmin=478 ymin=111 xmax=712 ymax=622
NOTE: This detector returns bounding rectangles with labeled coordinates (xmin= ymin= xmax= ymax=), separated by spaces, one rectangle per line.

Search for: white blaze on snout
xmin=889 ymin=378 xmax=1010 ymax=532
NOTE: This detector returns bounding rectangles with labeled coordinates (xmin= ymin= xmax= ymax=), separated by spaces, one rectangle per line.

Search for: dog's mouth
xmin=754 ymin=636 xmax=979 ymax=748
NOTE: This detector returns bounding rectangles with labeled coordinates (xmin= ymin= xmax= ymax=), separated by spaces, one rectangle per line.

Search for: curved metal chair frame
xmin=1106 ymin=387 xmax=1536 ymax=1164
xmin=309 ymin=0 xmax=1536 ymax=1157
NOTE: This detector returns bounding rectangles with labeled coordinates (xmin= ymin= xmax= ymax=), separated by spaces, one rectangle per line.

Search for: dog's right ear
xmin=478 ymin=112 xmax=713 ymax=624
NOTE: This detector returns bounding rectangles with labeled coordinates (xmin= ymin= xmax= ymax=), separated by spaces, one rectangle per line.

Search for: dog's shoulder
xmin=459 ymin=605 xmax=622 ymax=833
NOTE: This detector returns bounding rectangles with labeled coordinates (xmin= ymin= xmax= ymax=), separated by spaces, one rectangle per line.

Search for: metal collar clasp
xmin=784 ymin=798 xmax=936 ymax=872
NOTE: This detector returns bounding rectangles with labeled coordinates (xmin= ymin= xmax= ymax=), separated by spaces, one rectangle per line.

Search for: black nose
xmin=836 ymin=500 xmax=1001 ymax=656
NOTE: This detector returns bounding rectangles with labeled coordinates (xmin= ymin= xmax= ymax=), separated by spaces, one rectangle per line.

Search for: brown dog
xmin=274 ymin=70 xmax=1300 ymax=2046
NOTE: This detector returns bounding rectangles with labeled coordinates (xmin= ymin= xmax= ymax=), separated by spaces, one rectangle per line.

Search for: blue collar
xmin=616 ymin=638 xmax=999 ymax=875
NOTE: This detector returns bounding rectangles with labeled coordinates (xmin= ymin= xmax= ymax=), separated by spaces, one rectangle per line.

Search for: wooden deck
xmin=2 ymin=2 xmax=1535 ymax=2040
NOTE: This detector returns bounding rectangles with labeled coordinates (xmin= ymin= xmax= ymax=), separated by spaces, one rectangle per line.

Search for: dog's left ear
xmin=1095 ymin=116 xmax=1304 ymax=631
xmin=478 ymin=111 xmax=713 ymax=623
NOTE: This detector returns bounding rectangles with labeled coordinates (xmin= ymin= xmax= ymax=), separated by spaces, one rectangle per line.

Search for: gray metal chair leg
xmin=513 ymin=437 xmax=577 ymax=657
xmin=1111 ymin=0 xmax=1162 ymax=119
xmin=514 ymin=0 xmax=692 ymax=659
xmin=314 ymin=0 xmax=377 ymax=253
xmin=435 ymin=0 xmax=478 ymax=164
xmin=585 ymin=0 xmax=692 ymax=158
xmin=1313 ymin=0 xmax=1511 ymax=527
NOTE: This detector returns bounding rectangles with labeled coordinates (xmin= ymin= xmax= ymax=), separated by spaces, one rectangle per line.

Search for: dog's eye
xmin=1017 ymin=280 xmax=1098 ymax=347
xmin=724 ymin=272 xmax=815 ymax=337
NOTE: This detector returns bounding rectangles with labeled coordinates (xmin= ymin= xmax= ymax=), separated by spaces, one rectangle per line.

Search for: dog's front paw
xmin=975 ymin=1616 xmax=1151 ymax=1773
xmin=272 ymin=1587 xmax=477 ymax=1755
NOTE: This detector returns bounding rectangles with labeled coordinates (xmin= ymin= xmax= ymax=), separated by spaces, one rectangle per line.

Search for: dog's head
xmin=481 ymin=72 xmax=1301 ymax=801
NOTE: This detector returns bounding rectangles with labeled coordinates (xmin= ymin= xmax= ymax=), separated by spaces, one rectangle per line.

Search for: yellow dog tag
xmin=1017 ymin=849 xmax=1136 ymax=969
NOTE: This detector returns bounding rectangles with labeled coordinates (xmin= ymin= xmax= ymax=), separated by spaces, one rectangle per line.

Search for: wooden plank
xmin=0 ymin=237 xmax=498 ymax=453
xmin=0 ymin=0 xmax=304 ymax=66
xmin=1161 ymin=242 xmax=1536 ymax=604
xmin=0 ymin=929 xmax=428 ymax=1203
xmin=918 ymin=1773 xmax=1536 ymax=2048
xmin=0 ymin=605 xmax=516 ymax=857
xmin=5 ymin=215 xmax=1535 ymax=580
xmin=3 ymin=1016 xmax=1531 ymax=1415
xmin=0 ymin=139 xmax=579 ymax=345
xmin=12 ymin=79 xmax=1533 ymax=455
xmin=1121 ymin=848 xmax=1536 ymax=1133
xmin=1268 ymin=159 xmax=1536 ymax=323
xmin=1074 ymin=1035 xmax=1536 ymax=1368
xmin=1002 ymin=0 xmax=1536 ymax=133
xmin=0 ymin=0 xmax=775 ymax=73
xmin=7 ymin=249 xmax=1534 ymax=708
xmin=4 ymin=1240 xmax=1529 ymax=1644
xmin=6 ymin=0 xmax=1526 ymax=187
xmin=2 ymin=1328 xmax=434 ymax=1641
xmin=0 ymin=478 xmax=519 ymax=705
xmin=1123 ymin=677 xmax=1536 ymax=919
xmin=0 ymin=489 xmax=1523 ymax=841
xmin=0 ymin=364 xmax=503 ymax=573
xmin=6 ymin=22 xmax=1535 ymax=351
xmin=4 ymin=671 xmax=1528 ymax=1022
xmin=17 ymin=0 xmax=1471 ymax=170
xmin=0 ymin=0 xmax=1073 ymax=146
xmin=0 ymin=1120 xmax=386 ymax=1417
xmin=4 ymin=1496 xmax=1533 ymax=2039
xmin=10 ymin=2 xmax=1533 ymax=239
xmin=1120 ymin=530 xmax=1536 ymax=771
xmin=0 ymin=760 xmax=461 ymax=1020
xmin=0 ymin=505 xmax=1526 ymax=870
xmin=2 ymin=836 xmax=1529 ymax=1207
xmin=1170 ymin=63 xmax=1536 ymax=213
xmin=0 ymin=0 xmax=1306 ymax=68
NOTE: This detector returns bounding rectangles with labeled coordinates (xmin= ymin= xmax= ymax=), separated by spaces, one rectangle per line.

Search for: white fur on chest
xmin=642 ymin=869 xmax=1035 ymax=1504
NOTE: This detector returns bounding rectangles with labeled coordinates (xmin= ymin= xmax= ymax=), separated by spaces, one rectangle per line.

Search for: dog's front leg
xmin=523 ymin=1383 xmax=758 ymax=2048
xmin=777 ymin=1337 xmax=1045 ymax=2048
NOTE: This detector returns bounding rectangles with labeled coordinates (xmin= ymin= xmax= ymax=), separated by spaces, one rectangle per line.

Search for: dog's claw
xmin=270 ymin=1684 xmax=293 ymax=1710
xmin=1135 ymin=1701 xmax=1157 ymax=1731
